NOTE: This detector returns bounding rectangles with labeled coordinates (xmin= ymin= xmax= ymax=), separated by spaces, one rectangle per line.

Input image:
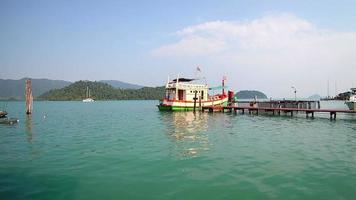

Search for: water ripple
xmin=1 ymin=101 xmax=356 ymax=199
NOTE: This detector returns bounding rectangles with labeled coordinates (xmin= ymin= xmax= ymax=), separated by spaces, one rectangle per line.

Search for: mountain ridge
xmin=99 ymin=80 xmax=143 ymax=89
xmin=0 ymin=78 xmax=147 ymax=100
xmin=39 ymin=81 xmax=164 ymax=100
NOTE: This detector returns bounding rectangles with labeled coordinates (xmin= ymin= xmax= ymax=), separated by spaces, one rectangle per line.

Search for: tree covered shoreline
xmin=39 ymin=81 xmax=165 ymax=101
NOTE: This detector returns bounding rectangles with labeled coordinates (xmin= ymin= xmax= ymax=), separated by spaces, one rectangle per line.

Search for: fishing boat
xmin=83 ymin=86 xmax=95 ymax=102
xmin=345 ymin=88 xmax=356 ymax=110
xmin=157 ymin=75 xmax=233 ymax=111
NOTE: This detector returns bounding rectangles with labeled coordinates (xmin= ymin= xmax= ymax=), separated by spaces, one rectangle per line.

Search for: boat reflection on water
xmin=160 ymin=111 xmax=210 ymax=158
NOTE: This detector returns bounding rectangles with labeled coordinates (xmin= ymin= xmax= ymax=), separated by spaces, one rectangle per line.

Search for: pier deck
xmin=202 ymin=106 xmax=356 ymax=120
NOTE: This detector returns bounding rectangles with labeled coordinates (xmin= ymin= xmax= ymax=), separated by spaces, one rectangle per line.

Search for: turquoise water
xmin=1 ymin=101 xmax=356 ymax=200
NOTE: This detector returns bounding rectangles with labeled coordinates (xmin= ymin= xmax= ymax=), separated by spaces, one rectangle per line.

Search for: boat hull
xmin=0 ymin=118 xmax=19 ymax=125
xmin=83 ymin=98 xmax=95 ymax=102
xmin=158 ymin=97 xmax=228 ymax=111
xmin=157 ymin=105 xmax=197 ymax=111
xmin=346 ymin=101 xmax=356 ymax=110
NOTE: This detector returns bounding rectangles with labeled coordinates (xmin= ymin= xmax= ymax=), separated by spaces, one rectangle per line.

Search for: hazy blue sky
xmin=1 ymin=0 xmax=355 ymax=97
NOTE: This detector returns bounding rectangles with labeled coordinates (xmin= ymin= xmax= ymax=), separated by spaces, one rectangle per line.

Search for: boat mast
xmin=86 ymin=86 xmax=89 ymax=98
xmin=222 ymin=76 xmax=226 ymax=95
xmin=327 ymin=80 xmax=330 ymax=98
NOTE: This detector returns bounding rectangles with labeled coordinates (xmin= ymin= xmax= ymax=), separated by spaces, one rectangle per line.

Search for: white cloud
xmin=151 ymin=35 xmax=227 ymax=57
xmin=151 ymin=13 xmax=356 ymax=97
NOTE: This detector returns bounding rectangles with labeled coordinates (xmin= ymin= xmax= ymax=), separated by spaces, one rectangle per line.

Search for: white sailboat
xmin=83 ymin=86 xmax=95 ymax=102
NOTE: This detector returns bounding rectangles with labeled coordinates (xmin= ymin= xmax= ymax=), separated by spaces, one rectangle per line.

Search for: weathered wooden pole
xmin=193 ymin=91 xmax=198 ymax=112
xmin=25 ymin=79 xmax=33 ymax=115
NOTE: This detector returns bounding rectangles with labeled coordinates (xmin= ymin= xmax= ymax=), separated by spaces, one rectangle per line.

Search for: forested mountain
xmin=0 ymin=78 xmax=71 ymax=100
xmin=39 ymin=81 xmax=164 ymax=100
xmin=0 ymin=78 xmax=149 ymax=100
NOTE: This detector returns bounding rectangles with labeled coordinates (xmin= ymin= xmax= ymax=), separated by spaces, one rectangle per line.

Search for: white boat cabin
xmin=165 ymin=78 xmax=208 ymax=101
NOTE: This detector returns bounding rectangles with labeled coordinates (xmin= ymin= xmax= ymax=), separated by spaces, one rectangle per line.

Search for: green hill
xmin=39 ymin=81 xmax=164 ymax=101
xmin=235 ymin=90 xmax=267 ymax=99
xmin=0 ymin=78 xmax=71 ymax=100
xmin=99 ymin=80 xmax=143 ymax=89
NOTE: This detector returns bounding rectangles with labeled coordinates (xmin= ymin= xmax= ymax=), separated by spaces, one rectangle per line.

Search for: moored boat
xmin=0 ymin=111 xmax=18 ymax=125
xmin=345 ymin=88 xmax=356 ymax=110
xmin=157 ymin=75 xmax=233 ymax=111
xmin=0 ymin=117 xmax=19 ymax=125
xmin=83 ymin=86 xmax=95 ymax=102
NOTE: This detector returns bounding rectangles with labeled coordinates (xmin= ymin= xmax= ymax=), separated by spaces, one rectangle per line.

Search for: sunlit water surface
xmin=1 ymin=101 xmax=356 ymax=199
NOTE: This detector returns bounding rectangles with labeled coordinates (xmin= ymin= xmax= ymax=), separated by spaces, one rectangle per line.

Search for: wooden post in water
xmin=25 ymin=79 xmax=33 ymax=115
xmin=193 ymin=91 xmax=198 ymax=112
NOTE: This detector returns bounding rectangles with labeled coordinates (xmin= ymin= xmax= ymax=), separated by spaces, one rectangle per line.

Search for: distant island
xmin=1 ymin=78 xmax=270 ymax=101
xmin=0 ymin=78 xmax=147 ymax=100
xmin=235 ymin=90 xmax=267 ymax=99
xmin=39 ymin=81 xmax=164 ymax=101
xmin=307 ymin=94 xmax=322 ymax=101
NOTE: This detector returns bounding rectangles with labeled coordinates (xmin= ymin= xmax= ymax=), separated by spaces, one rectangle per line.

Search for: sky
xmin=1 ymin=0 xmax=356 ymax=98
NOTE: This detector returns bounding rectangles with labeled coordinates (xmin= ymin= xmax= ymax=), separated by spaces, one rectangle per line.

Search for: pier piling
xmin=202 ymin=105 xmax=356 ymax=120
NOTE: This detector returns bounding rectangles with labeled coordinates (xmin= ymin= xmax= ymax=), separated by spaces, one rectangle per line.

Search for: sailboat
xmin=83 ymin=86 xmax=95 ymax=102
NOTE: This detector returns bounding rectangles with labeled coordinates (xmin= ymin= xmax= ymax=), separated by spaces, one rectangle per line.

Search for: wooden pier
xmin=202 ymin=106 xmax=356 ymax=120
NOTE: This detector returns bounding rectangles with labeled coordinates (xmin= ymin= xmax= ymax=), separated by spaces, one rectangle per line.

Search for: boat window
xmin=178 ymin=90 xmax=184 ymax=100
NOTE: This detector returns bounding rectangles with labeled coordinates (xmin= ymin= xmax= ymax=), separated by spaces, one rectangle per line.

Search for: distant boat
xmin=345 ymin=88 xmax=356 ymax=110
xmin=0 ymin=110 xmax=18 ymax=125
xmin=83 ymin=86 xmax=95 ymax=102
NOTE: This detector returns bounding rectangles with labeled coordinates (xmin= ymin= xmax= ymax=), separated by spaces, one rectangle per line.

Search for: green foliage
xmin=235 ymin=90 xmax=267 ymax=99
xmin=39 ymin=81 xmax=165 ymax=100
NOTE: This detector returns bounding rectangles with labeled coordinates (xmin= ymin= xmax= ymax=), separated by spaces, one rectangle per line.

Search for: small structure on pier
xmin=25 ymin=79 xmax=33 ymax=115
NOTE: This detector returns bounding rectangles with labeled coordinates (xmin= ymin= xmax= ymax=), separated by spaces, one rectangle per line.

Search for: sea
xmin=0 ymin=100 xmax=356 ymax=200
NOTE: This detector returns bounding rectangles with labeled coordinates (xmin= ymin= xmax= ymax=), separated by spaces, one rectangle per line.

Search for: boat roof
xmin=351 ymin=88 xmax=356 ymax=92
xmin=209 ymin=86 xmax=228 ymax=90
xmin=171 ymin=78 xmax=196 ymax=82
